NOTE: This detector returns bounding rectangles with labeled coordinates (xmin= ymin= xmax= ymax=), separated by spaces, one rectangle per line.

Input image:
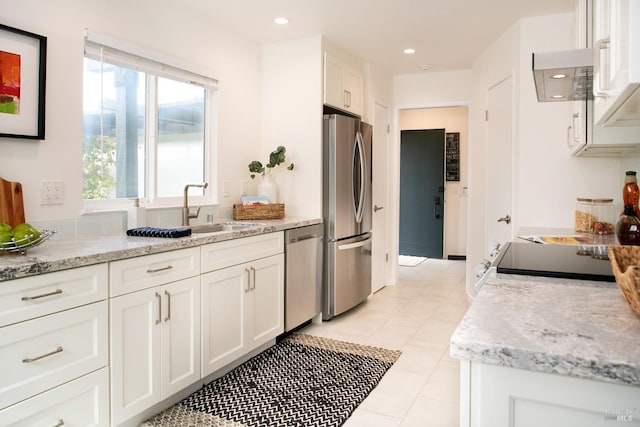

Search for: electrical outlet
xmin=241 ymin=180 xmax=248 ymax=196
xmin=41 ymin=181 xmax=64 ymax=205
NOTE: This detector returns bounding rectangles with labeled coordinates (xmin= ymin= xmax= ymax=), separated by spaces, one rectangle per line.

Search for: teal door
xmin=399 ymin=129 xmax=445 ymax=258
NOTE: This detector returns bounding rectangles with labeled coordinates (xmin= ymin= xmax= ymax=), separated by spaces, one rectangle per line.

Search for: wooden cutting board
xmin=0 ymin=177 xmax=26 ymax=227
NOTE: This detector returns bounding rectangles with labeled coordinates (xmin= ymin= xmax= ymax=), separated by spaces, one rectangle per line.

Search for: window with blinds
xmin=82 ymin=31 xmax=217 ymax=204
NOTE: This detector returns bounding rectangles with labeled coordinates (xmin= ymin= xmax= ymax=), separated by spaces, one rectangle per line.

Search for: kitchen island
xmin=451 ymin=273 xmax=640 ymax=426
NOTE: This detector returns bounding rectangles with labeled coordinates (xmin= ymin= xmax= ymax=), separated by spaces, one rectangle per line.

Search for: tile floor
xmin=301 ymin=258 xmax=468 ymax=427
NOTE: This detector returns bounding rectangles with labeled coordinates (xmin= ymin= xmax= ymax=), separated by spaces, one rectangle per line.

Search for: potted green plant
xmin=248 ymin=146 xmax=294 ymax=179
xmin=248 ymin=146 xmax=294 ymax=203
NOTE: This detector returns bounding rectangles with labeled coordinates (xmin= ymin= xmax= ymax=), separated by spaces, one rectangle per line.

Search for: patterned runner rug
xmin=144 ymin=333 xmax=401 ymax=427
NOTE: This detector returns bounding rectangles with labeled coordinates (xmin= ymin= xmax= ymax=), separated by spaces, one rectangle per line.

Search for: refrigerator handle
xmin=353 ymin=131 xmax=366 ymax=224
xmin=338 ymin=236 xmax=372 ymax=250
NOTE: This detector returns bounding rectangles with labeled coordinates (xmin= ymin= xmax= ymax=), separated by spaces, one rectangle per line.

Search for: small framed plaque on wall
xmin=446 ymin=132 xmax=460 ymax=182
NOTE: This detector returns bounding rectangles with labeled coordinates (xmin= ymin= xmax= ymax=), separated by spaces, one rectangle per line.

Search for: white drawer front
xmin=0 ymin=301 xmax=108 ymax=410
xmin=110 ymin=247 xmax=200 ymax=296
xmin=0 ymin=367 xmax=109 ymax=427
xmin=0 ymin=264 xmax=108 ymax=328
xmin=201 ymin=232 xmax=284 ymax=273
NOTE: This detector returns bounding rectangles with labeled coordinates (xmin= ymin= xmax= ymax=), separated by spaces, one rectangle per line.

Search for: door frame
xmin=390 ymin=101 xmax=471 ymax=285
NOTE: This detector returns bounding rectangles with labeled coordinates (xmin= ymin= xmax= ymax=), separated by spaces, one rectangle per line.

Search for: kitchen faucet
xmin=182 ymin=183 xmax=209 ymax=226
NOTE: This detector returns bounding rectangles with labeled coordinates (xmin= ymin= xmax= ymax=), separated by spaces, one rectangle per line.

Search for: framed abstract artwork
xmin=0 ymin=23 xmax=47 ymax=139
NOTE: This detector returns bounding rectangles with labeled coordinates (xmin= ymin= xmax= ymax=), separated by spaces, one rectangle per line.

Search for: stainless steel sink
xmin=187 ymin=222 xmax=262 ymax=233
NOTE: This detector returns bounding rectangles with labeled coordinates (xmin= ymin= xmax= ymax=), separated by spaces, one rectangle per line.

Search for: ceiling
xmin=185 ymin=0 xmax=575 ymax=75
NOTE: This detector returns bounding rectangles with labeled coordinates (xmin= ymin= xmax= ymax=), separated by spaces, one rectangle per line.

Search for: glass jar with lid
xmin=590 ymin=198 xmax=615 ymax=235
xmin=575 ymin=198 xmax=593 ymax=233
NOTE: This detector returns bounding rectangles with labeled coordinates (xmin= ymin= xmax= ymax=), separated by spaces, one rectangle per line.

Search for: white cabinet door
xmin=593 ymin=0 xmax=640 ymax=126
xmin=110 ymin=288 xmax=161 ymax=425
xmin=110 ymin=277 xmax=201 ymax=425
xmin=161 ymin=276 xmax=201 ymax=397
xmin=249 ymin=254 xmax=284 ymax=349
xmin=201 ymin=264 xmax=248 ymax=377
xmin=323 ymin=52 xmax=364 ymax=116
xmin=343 ymin=67 xmax=364 ymax=115
xmin=201 ymin=253 xmax=284 ymax=377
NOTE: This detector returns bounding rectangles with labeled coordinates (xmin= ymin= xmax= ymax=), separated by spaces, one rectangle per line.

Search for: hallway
xmin=301 ymin=259 xmax=468 ymax=426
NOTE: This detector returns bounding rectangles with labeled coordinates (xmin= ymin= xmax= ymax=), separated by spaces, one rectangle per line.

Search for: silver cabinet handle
xmin=155 ymin=292 xmax=162 ymax=325
xmin=244 ymin=268 xmax=251 ymax=293
xmin=250 ymin=267 xmax=256 ymax=291
xmin=594 ymin=38 xmax=610 ymax=98
xmin=164 ymin=290 xmax=171 ymax=322
xmin=22 ymin=289 xmax=63 ymax=301
xmin=147 ymin=265 xmax=173 ymax=274
xmin=52 ymin=420 xmax=64 ymax=427
xmin=22 ymin=346 xmax=64 ymax=363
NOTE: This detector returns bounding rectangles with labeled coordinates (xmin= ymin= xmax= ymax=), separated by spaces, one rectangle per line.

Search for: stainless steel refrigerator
xmin=323 ymin=113 xmax=372 ymax=320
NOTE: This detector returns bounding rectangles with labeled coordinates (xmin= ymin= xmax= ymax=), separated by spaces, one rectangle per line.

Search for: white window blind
xmin=84 ymin=29 xmax=218 ymax=89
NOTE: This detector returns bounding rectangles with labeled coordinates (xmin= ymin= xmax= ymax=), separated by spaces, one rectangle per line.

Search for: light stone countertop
xmin=450 ymin=273 xmax=640 ymax=386
xmin=0 ymin=217 xmax=322 ymax=282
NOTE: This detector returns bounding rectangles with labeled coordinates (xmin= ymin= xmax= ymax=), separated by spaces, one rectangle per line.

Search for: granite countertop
xmin=450 ymin=274 xmax=640 ymax=386
xmin=0 ymin=217 xmax=322 ymax=282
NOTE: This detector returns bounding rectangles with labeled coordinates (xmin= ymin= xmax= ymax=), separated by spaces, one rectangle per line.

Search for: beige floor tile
xmin=420 ymin=360 xmax=460 ymax=403
xmin=343 ymin=409 xmax=402 ymax=427
xmin=400 ymin=397 xmax=459 ymax=427
xmin=357 ymin=369 xmax=429 ymax=419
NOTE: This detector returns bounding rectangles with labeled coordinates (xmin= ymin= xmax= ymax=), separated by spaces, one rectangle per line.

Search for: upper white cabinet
xmin=324 ymin=51 xmax=364 ymax=116
xmin=593 ymin=0 xmax=640 ymax=126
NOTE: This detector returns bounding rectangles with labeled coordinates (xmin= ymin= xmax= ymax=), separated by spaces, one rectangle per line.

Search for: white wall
xmin=260 ymin=36 xmax=324 ymax=217
xmin=0 ymin=0 xmax=262 ymax=227
xmin=466 ymin=12 xmax=624 ymax=292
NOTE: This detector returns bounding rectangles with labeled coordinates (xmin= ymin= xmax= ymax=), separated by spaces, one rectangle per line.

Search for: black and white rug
xmin=144 ymin=333 xmax=401 ymax=427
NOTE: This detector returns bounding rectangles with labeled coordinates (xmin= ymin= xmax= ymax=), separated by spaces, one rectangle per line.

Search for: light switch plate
xmin=41 ymin=181 xmax=64 ymax=205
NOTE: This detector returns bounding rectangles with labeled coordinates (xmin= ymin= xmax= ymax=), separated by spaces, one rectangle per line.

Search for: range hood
xmin=532 ymin=49 xmax=593 ymax=102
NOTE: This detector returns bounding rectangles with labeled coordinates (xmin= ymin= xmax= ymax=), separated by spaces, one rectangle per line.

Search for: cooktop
xmin=495 ymin=241 xmax=615 ymax=282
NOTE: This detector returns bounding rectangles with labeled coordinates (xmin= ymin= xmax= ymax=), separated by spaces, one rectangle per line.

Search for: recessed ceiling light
xmin=551 ymin=74 xmax=568 ymax=79
xmin=403 ymin=48 xmax=416 ymax=55
xmin=275 ymin=17 xmax=289 ymax=25
xmin=551 ymin=95 xmax=565 ymax=99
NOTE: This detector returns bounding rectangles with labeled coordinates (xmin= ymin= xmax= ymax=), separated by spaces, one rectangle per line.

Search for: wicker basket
xmin=608 ymin=245 xmax=640 ymax=316
xmin=233 ymin=204 xmax=285 ymax=220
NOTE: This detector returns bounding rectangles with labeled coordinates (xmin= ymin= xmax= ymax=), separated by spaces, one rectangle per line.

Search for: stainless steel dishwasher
xmin=285 ymin=223 xmax=324 ymax=332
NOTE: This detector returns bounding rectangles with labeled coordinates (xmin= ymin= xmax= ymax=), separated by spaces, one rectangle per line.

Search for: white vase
xmin=258 ymin=174 xmax=278 ymax=203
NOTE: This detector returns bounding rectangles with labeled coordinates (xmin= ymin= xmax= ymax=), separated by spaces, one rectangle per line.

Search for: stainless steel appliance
xmin=323 ymin=113 xmax=372 ymax=320
xmin=284 ymin=223 xmax=323 ymax=332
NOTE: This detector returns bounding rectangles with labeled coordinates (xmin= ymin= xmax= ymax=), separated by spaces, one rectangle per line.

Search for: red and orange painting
xmin=0 ymin=50 xmax=20 ymax=115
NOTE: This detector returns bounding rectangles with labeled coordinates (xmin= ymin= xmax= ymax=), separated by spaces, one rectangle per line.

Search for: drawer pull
xmin=21 ymin=289 xmax=63 ymax=301
xmin=164 ymin=290 xmax=171 ymax=322
xmin=156 ymin=292 xmax=162 ymax=325
xmin=147 ymin=265 xmax=173 ymax=274
xmin=22 ymin=346 xmax=64 ymax=363
xmin=53 ymin=420 xmax=64 ymax=427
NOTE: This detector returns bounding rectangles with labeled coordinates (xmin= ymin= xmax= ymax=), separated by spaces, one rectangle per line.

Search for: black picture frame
xmin=0 ymin=23 xmax=47 ymax=140
xmin=446 ymin=132 xmax=460 ymax=182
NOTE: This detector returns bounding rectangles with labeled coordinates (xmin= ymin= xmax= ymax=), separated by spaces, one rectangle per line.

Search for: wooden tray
xmin=233 ymin=204 xmax=285 ymax=220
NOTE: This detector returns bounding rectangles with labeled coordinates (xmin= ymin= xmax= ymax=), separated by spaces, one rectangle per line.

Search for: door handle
xmin=374 ymin=205 xmax=384 ymax=212
xmin=497 ymin=214 xmax=511 ymax=224
xmin=434 ymin=196 xmax=441 ymax=219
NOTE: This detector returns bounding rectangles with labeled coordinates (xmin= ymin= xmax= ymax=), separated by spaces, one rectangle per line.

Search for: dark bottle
xmin=623 ymin=171 xmax=640 ymax=216
xmin=616 ymin=205 xmax=640 ymax=245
